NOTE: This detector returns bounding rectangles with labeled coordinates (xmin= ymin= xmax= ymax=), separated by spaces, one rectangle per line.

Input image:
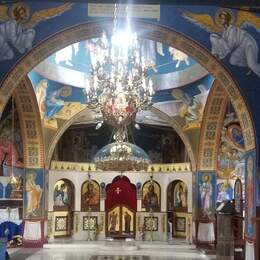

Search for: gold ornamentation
xmin=83 ymin=216 xmax=97 ymax=231
xmin=55 ymin=216 xmax=68 ymax=231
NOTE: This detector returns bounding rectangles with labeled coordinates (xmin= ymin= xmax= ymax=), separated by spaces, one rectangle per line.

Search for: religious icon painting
xmin=142 ymin=181 xmax=161 ymax=212
xmin=245 ymin=153 xmax=256 ymax=237
xmin=81 ymin=180 xmax=100 ymax=211
xmin=227 ymin=124 xmax=245 ymax=150
xmin=4 ymin=166 xmax=24 ymax=199
xmin=216 ymin=180 xmax=233 ymax=203
xmin=24 ymin=168 xmax=44 ymax=218
xmin=173 ymin=181 xmax=188 ymax=210
xmin=53 ymin=179 xmax=73 ymax=211
xmin=197 ymin=172 xmax=216 ymax=219
xmin=107 ymin=206 xmax=120 ymax=233
xmin=234 ymin=178 xmax=242 ymax=214
xmin=122 ymin=206 xmax=134 ymax=235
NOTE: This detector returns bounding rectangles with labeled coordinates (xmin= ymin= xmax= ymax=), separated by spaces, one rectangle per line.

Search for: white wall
xmin=49 ymin=170 xmax=193 ymax=213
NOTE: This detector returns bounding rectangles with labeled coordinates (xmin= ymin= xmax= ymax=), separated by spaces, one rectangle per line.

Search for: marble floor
xmin=8 ymin=240 xmax=216 ymax=260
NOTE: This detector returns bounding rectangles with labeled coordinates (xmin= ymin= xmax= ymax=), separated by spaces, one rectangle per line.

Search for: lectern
xmin=216 ymin=201 xmax=236 ymax=260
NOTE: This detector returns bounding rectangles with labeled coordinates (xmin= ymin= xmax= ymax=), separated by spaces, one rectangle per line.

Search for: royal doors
xmin=105 ymin=176 xmax=137 ymax=238
xmin=107 ymin=205 xmax=135 ymax=238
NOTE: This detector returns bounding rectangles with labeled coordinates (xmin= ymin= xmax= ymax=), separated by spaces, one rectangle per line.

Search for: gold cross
xmin=115 ymin=187 xmax=122 ymax=194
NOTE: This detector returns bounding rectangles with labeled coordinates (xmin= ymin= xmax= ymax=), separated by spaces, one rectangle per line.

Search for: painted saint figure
xmin=183 ymin=9 xmax=260 ymax=77
xmin=199 ymin=175 xmax=213 ymax=217
xmin=216 ymin=180 xmax=232 ymax=203
xmin=54 ymin=183 xmax=68 ymax=206
xmin=26 ymin=171 xmax=42 ymax=217
xmin=175 ymin=183 xmax=187 ymax=208
xmin=82 ymin=182 xmax=99 ymax=210
xmin=0 ymin=3 xmax=73 ymax=61
xmin=109 ymin=211 xmax=118 ymax=232
xmin=124 ymin=211 xmax=131 ymax=234
xmin=143 ymin=184 xmax=159 ymax=212
xmin=246 ymin=156 xmax=254 ymax=234
xmin=172 ymin=89 xmax=202 ymax=127
xmin=234 ymin=178 xmax=242 ymax=213
xmin=210 ymin=11 xmax=260 ymax=77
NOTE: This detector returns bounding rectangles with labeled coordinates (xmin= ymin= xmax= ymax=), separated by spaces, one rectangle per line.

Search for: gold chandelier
xmin=93 ymin=127 xmax=151 ymax=172
xmin=84 ymin=14 xmax=154 ymax=129
xmin=85 ymin=5 xmax=153 ymax=171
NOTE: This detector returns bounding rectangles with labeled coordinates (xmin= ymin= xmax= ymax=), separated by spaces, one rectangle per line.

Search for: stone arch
xmin=46 ymin=105 xmax=197 ymax=171
xmin=197 ymin=80 xmax=229 ymax=171
xmin=45 ymin=107 xmax=94 ymax=167
xmin=0 ymin=20 xmax=255 ymax=166
xmin=14 ymin=76 xmax=44 ymax=168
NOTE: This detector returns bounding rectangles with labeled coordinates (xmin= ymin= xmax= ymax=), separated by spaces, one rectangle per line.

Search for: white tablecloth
xmin=197 ymin=222 xmax=215 ymax=242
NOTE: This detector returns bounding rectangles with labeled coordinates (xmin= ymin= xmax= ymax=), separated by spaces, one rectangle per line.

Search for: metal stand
xmin=149 ymin=208 xmax=153 ymax=242
xmin=87 ymin=207 xmax=91 ymax=241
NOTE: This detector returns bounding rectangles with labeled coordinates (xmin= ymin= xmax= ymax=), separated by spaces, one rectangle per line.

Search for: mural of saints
xmin=199 ymin=174 xmax=213 ymax=218
xmin=246 ymin=155 xmax=254 ymax=236
xmin=0 ymin=2 xmax=73 ymax=61
xmin=172 ymin=88 xmax=203 ymax=130
xmin=217 ymin=116 xmax=245 ymax=179
xmin=216 ymin=180 xmax=233 ymax=203
xmin=26 ymin=171 xmax=42 ymax=217
xmin=183 ymin=9 xmax=260 ymax=77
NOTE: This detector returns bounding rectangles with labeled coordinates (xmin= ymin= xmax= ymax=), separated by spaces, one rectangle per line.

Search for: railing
xmin=50 ymin=161 xmax=191 ymax=173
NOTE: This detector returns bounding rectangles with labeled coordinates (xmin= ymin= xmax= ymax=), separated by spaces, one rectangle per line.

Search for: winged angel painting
xmin=183 ymin=9 xmax=260 ymax=77
xmin=0 ymin=2 xmax=73 ymax=61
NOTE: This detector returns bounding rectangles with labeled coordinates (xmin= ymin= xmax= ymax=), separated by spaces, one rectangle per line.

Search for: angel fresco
xmin=0 ymin=2 xmax=73 ymax=61
xmin=183 ymin=9 xmax=260 ymax=77
xmin=172 ymin=88 xmax=203 ymax=129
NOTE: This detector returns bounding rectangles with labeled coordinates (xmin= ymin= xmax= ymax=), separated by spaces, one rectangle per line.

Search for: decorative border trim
xmin=197 ymin=80 xmax=228 ymax=170
xmin=83 ymin=216 xmax=98 ymax=231
xmin=14 ymin=77 xmax=45 ymax=168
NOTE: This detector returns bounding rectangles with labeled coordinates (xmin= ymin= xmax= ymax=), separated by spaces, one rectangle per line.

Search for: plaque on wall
xmin=55 ymin=216 xmax=68 ymax=232
xmin=144 ymin=217 xmax=158 ymax=231
xmin=175 ymin=217 xmax=186 ymax=232
xmin=83 ymin=216 xmax=98 ymax=231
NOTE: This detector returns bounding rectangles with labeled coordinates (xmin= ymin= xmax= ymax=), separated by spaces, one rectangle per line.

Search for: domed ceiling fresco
xmin=29 ymin=39 xmax=213 ymax=132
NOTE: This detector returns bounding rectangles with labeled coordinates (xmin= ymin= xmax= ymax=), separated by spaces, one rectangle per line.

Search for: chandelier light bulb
xmin=95 ymin=122 xmax=103 ymax=130
xmin=134 ymin=123 xmax=140 ymax=130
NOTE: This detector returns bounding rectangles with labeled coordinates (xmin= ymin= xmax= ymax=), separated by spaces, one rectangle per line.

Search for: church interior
xmin=0 ymin=1 xmax=260 ymax=259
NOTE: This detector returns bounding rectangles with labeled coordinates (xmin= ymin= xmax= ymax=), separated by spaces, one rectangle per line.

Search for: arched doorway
xmin=167 ymin=180 xmax=188 ymax=238
xmin=105 ymin=176 xmax=136 ymax=239
xmin=53 ymin=178 xmax=75 ymax=237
